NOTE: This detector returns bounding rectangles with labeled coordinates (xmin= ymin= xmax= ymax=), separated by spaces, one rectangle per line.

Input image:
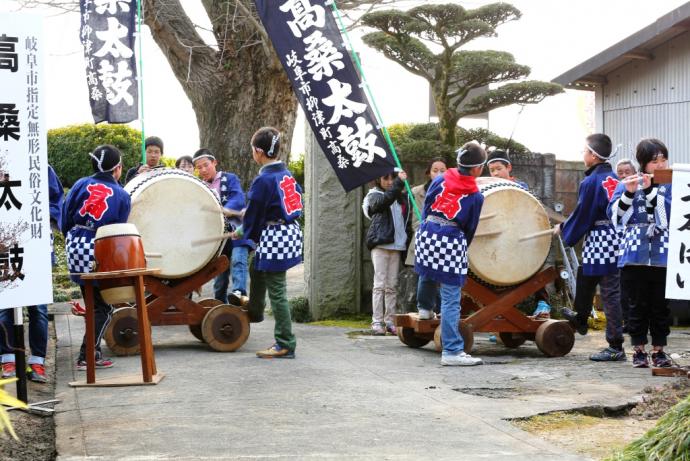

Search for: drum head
xmin=468 ymin=178 xmax=551 ymax=286
xmin=125 ymin=170 xmax=224 ymax=278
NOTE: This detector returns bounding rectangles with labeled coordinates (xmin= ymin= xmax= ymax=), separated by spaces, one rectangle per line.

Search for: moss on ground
xmin=514 ymin=411 xmax=602 ymax=432
xmin=308 ymin=314 xmax=371 ymax=330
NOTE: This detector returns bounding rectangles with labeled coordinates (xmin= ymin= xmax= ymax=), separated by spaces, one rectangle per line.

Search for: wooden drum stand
xmin=103 ymin=255 xmax=250 ymax=356
xmin=394 ymin=267 xmax=576 ymax=357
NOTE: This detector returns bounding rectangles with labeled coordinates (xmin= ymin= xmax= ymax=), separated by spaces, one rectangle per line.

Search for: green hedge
xmin=387 ymin=122 xmax=529 ymax=166
xmin=48 ymin=124 xmax=143 ymax=187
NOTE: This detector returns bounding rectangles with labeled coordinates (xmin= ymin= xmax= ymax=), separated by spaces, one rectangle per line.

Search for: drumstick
xmin=145 ymin=252 xmax=162 ymax=258
xmin=479 ymin=212 xmax=497 ymax=221
xmin=519 ymin=229 xmax=554 ymax=242
xmin=474 ymin=229 xmax=502 ymax=238
xmin=190 ymin=233 xmax=234 ymax=247
xmin=201 ymin=206 xmax=243 ymax=218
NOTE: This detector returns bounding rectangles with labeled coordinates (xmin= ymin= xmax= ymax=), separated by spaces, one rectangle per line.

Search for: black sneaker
xmin=632 ymin=350 xmax=649 ymax=368
xmin=651 ymin=351 xmax=672 ymax=368
xmin=560 ymin=308 xmax=588 ymax=335
xmin=590 ymin=347 xmax=626 ymax=362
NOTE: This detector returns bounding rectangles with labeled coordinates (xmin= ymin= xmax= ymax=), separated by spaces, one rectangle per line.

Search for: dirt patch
xmin=1 ymin=321 xmax=57 ymax=461
xmin=630 ymin=378 xmax=690 ymax=420
xmin=512 ymin=378 xmax=690 ymax=460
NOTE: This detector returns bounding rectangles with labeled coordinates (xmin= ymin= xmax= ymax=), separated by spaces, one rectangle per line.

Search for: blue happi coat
xmin=242 ymin=162 xmax=303 ymax=272
xmin=217 ymin=172 xmax=254 ymax=250
xmin=48 ymin=165 xmax=64 ymax=265
xmin=561 ymin=162 xmax=620 ymax=276
xmin=608 ymin=182 xmax=672 ymax=268
xmin=414 ymin=168 xmax=484 ymax=286
xmin=61 ymin=172 xmax=131 ymax=284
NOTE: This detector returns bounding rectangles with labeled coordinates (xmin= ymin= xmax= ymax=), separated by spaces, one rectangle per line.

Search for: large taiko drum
xmin=467 ymin=177 xmax=551 ymax=287
xmin=124 ymin=170 xmax=225 ymax=279
xmin=94 ymin=223 xmax=146 ymax=304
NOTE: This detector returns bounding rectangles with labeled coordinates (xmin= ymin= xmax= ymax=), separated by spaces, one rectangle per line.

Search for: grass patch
xmin=605 ymin=395 xmax=690 ymax=461
xmin=514 ymin=411 xmax=603 ymax=433
xmin=309 ymin=314 xmax=370 ymax=330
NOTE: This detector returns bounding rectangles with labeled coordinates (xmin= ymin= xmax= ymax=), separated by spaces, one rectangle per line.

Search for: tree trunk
xmin=191 ymin=68 xmax=298 ymax=187
xmin=142 ymin=0 xmax=298 ymax=187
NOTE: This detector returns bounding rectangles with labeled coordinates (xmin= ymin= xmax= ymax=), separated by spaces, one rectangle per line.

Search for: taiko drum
xmin=94 ymin=223 xmax=146 ymax=304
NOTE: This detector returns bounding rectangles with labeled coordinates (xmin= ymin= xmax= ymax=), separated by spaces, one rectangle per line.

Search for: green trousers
xmin=248 ymin=260 xmax=296 ymax=351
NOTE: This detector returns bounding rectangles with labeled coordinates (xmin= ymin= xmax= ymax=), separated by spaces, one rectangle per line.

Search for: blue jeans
xmin=0 ymin=305 xmax=49 ymax=365
xmin=214 ymin=243 xmax=250 ymax=303
xmin=440 ymin=283 xmax=464 ymax=355
xmin=231 ymin=245 xmax=249 ymax=296
xmin=416 ymin=275 xmax=440 ymax=313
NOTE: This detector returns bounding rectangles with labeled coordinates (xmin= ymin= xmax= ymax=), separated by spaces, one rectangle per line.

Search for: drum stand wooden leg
xmin=70 ymin=274 xmax=165 ymax=387
xmin=394 ymin=267 xmax=576 ymax=357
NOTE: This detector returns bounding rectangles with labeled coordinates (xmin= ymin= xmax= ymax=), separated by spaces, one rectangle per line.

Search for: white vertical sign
xmin=0 ymin=14 xmax=52 ymax=309
xmin=666 ymin=165 xmax=690 ymax=300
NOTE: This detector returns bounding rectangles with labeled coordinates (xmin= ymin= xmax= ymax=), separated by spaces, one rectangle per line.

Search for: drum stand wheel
xmin=535 ymin=320 xmax=575 ymax=357
xmin=433 ymin=322 xmax=474 ymax=353
xmin=201 ymin=305 xmax=250 ymax=352
xmin=188 ymin=298 xmax=223 ymax=342
xmin=104 ymin=306 xmax=147 ymax=356
xmin=396 ymin=327 xmax=430 ymax=349
xmin=498 ymin=332 xmax=527 ymax=348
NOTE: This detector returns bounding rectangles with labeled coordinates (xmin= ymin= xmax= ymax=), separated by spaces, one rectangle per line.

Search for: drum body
xmin=94 ymin=223 xmax=146 ymax=304
xmin=124 ymin=170 xmax=224 ymax=279
xmin=468 ymin=177 xmax=551 ymax=287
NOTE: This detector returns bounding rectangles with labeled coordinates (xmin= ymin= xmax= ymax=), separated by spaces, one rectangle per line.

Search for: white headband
xmin=587 ymin=143 xmax=621 ymax=161
xmin=456 ymin=141 xmax=487 ymax=168
xmin=267 ymin=133 xmax=281 ymax=157
xmin=193 ymin=153 xmax=216 ymax=164
xmin=89 ymin=149 xmax=120 ymax=173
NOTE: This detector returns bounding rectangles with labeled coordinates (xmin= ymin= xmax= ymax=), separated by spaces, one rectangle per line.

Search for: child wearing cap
xmin=61 ymin=145 xmax=131 ymax=370
xmin=558 ymin=133 xmax=625 ymax=362
xmin=609 ymin=139 xmax=673 ymax=368
xmin=125 ymin=135 xmax=165 ymax=184
xmin=486 ymin=149 xmax=551 ymax=320
xmin=362 ymin=169 xmax=411 ymax=335
xmin=192 ymin=148 xmax=252 ymax=305
xmin=231 ymin=127 xmax=303 ymax=359
xmin=415 ymin=141 xmax=486 ymax=366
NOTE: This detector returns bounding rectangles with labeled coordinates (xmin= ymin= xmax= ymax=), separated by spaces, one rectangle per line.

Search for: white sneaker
xmin=418 ymin=309 xmax=436 ymax=320
xmin=441 ymin=352 xmax=483 ymax=366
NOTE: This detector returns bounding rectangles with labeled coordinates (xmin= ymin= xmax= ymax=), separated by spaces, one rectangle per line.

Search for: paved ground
xmin=51 ymin=267 xmax=690 ymax=460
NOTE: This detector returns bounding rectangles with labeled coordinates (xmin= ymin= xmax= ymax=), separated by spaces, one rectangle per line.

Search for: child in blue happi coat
xmin=608 ymin=139 xmax=673 ymax=368
xmin=558 ymin=134 xmax=625 ymax=362
xmin=232 ymin=127 xmax=303 ymax=359
xmin=62 ymin=145 xmax=131 ymax=370
xmin=415 ymin=141 xmax=485 ymax=366
xmin=193 ymin=148 xmax=253 ymax=305
xmin=486 ymin=148 xmax=551 ymax=320
xmin=614 ymin=159 xmax=638 ymax=333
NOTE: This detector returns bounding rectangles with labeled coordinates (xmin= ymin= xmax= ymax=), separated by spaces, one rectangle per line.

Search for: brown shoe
xmin=256 ymin=344 xmax=295 ymax=359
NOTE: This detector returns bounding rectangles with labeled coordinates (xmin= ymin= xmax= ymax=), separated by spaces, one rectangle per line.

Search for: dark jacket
xmin=362 ymin=177 xmax=411 ymax=251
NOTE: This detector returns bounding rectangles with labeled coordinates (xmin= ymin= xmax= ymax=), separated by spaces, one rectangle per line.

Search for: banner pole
xmin=329 ymin=1 xmax=422 ymax=222
xmin=137 ymin=0 xmax=146 ymax=164
xmin=13 ymin=307 xmax=27 ymax=403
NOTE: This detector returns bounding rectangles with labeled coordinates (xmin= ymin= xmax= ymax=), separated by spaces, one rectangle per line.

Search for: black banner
xmin=255 ymin=0 xmax=396 ymax=191
xmin=80 ymin=0 xmax=138 ymax=124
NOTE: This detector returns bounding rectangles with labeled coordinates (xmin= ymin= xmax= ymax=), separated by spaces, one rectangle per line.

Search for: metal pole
xmin=13 ymin=307 xmax=27 ymax=403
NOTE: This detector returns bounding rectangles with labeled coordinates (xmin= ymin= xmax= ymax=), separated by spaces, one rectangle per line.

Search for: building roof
xmin=553 ymin=2 xmax=690 ymax=89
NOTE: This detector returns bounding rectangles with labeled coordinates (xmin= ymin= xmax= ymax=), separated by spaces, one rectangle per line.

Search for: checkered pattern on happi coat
xmin=415 ymin=229 xmax=468 ymax=275
xmin=65 ymin=232 xmax=94 ymax=274
xmin=257 ymin=222 xmax=302 ymax=261
xmin=582 ymin=226 xmax=619 ymax=266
